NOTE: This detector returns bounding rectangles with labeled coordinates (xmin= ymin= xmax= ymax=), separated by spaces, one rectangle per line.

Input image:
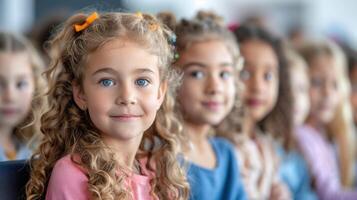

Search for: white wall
xmin=0 ymin=0 xmax=34 ymax=32
xmin=123 ymin=0 xmax=357 ymax=48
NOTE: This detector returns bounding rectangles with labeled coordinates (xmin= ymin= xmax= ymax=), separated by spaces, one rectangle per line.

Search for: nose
xmin=115 ymin=82 xmax=137 ymax=105
xmin=205 ymin=73 xmax=224 ymax=95
xmin=322 ymin=81 xmax=336 ymax=97
xmin=1 ymin=84 xmax=16 ymax=103
xmin=249 ymin=73 xmax=265 ymax=94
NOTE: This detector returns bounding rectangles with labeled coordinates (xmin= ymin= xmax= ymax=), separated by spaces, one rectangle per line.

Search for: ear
xmin=156 ymin=81 xmax=168 ymax=110
xmin=72 ymin=81 xmax=87 ymax=110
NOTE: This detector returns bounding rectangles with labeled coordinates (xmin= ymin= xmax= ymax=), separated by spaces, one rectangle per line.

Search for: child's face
xmin=176 ymin=40 xmax=236 ymax=126
xmin=0 ymin=52 xmax=34 ymax=128
xmin=290 ymin=66 xmax=310 ymax=126
xmin=349 ymin=66 xmax=357 ymax=125
xmin=308 ymin=55 xmax=340 ymax=124
xmin=240 ymin=40 xmax=279 ymax=123
xmin=73 ymin=39 xmax=166 ymax=142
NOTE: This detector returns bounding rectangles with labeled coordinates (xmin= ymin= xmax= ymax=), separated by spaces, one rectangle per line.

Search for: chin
xmin=116 ymin=133 xmax=143 ymax=141
xmin=106 ymin=128 xmax=143 ymax=140
xmin=319 ymin=115 xmax=334 ymax=124
xmin=206 ymin=118 xmax=225 ymax=126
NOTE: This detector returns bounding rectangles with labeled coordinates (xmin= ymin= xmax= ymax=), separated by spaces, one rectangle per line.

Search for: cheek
xmin=267 ymin=80 xmax=279 ymax=105
xmin=141 ymin=87 xmax=162 ymax=111
xmin=143 ymin=95 xmax=160 ymax=111
xmin=298 ymin=94 xmax=310 ymax=114
xmin=225 ymin=80 xmax=236 ymax=102
xmin=178 ymin=80 xmax=201 ymax=102
xmin=20 ymin=93 xmax=33 ymax=114
xmin=20 ymin=84 xmax=35 ymax=111
xmin=351 ymin=93 xmax=357 ymax=108
xmin=86 ymin=89 xmax=114 ymax=113
xmin=309 ymin=88 xmax=320 ymax=105
xmin=330 ymin=91 xmax=341 ymax=107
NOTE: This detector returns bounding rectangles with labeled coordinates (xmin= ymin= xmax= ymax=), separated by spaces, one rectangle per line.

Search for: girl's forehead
xmin=85 ymin=40 xmax=160 ymax=75
xmin=178 ymin=40 xmax=233 ymax=63
xmin=0 ymin=52 xmax=31 ymax=71
xmin=0 ymin=51 xmax=29 ymax=62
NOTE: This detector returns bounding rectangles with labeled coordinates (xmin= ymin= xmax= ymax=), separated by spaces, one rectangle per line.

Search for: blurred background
xmin=0 ymin=0 xmax=356 ymax=49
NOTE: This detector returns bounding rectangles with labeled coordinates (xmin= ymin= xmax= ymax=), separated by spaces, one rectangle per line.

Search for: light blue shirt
xmin=277 ymin=144 xmax=317 ymax=200
xmin=0 ymin=144 xmax=32 ymax=161
xmin=187 ymin=137 xmax=247 ymax=200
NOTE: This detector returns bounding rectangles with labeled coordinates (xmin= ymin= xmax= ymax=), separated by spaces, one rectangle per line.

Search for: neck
xmin=102 ymin=134 xmax=143 ymax=170
xmin=0 ymin=125 xmax=14 ymax=145
xmin=184 ymin=120 xmax=210 ymax=147
xmin=243 ymin=117 xmax=257 ymax=138
xmin=305 ymin=115 xmax=325 ymax=133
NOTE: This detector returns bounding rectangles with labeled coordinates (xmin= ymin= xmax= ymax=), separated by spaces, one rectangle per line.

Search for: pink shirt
xmin=46 ymin=155 xmax=153 ymax=200
xmin=296 ymin=125 xmax=357 ymax=200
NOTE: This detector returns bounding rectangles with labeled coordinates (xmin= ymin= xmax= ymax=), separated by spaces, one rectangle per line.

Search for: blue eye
xmin=17 ymin=80 xmax=29 ymax=90
xmin=311 ymin=78 xmax=322 ymax=88
xmin=264 ymin=72 xmax=274 ymax=81
xmin=99 ymin=79 xmax=115 ymax=87
xmin=136 ymin=79 xmax=149 ymax=87
xmin=220 ymin=71 xmax=231 ymax=80
xmin=190 ymin=71 xmax=204 ymax=79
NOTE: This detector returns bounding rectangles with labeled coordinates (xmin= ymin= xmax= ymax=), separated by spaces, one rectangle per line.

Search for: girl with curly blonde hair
xmin=26 ymin=11 xmax=189 ymax=200
xmin=158 ymin=11 xmax=247 ymax=200
xmin=0 ymin=32 xmax=46 ymax=161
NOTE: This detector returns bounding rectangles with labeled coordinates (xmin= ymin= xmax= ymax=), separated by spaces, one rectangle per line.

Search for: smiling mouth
xmin=202 ymin=101 xmax=222 ymax=110
xmin=246 ymin=99 xmax=264 ymax=107
xmin=0 ymin=108 xmax=19 ymax=115
xmin=110 ymin=114 xmax=142 ymax=121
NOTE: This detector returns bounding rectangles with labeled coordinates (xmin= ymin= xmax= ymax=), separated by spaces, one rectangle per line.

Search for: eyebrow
xmin=182 ymin=62 xmax=206 ymax=69
xmin=219 ymin=62 xmax=234 ymax=67
xmin=91 ymin=67 xmax=155 ymax=76
xmin=182 ymin=61 xmax=234 ymax=69
xmin=133 ymin=68 xmax=155 ymax=74
xmin=92 ymin=68 xmax=117 ymax=76
xmin=0 ymin=74 xmax=31 ymax=80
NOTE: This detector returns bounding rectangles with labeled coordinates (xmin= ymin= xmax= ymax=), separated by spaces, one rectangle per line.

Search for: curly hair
xmin=0 ymin=32 xmax=46 ymax=150
xmin=157 ymin=10 xmax=243 ymax=141
xmin=26 ymin=11 xmax=189 ymax=200
xmin=231 ymin=24 xmax=294 ymax=150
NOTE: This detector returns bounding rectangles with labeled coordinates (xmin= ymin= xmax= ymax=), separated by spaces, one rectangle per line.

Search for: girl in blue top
xmin=158 ymin=11 xmax=247 ymax=200
xmin=277 ymin=49 xmax=317 ymax=200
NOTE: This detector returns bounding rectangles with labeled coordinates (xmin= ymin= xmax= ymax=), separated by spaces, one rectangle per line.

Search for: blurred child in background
xmin=277 ymin=48 xmax=317 ymax=200
xmin=297 ymin=40 xmax=357 ymax=200
xmin=159 ymin=11 xmax=247 ymax=200
xmin=219 ymin=24 xmax=292 ymax=200
xmin=0 ymin=32 xmax=46 ymax=161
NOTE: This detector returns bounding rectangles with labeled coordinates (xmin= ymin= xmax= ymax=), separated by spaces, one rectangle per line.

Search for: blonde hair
xmin=26 ymin=11 xmax=189 ymax=199
xmin=286 ymin=47 xmax=310 ymax=122
xmin=0 ymin=32 xmax=46 ymax=149
xmin=299 ymin=40 xmax=356 ymax=187
xmin=157 ymin=10 xmax=243 ymax=140
xmin=286 ymin=48 xmax=309 ymax=75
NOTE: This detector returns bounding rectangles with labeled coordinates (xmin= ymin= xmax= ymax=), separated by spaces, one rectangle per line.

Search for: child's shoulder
xmin=52 ymin=154 xmax=87 ymax=177
xmin=46 ymin=154 xmax=89 ymax=200
xmin=210 ymin=137 xmax=236 ymax=154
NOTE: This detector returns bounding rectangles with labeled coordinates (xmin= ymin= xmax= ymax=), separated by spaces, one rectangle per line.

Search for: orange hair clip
xmin=136 ymin=12 xmax=144 ymax=19
xmin=74 ymin=12 xmax=99 ymax=32
xmin=148 ymin=23 xmax=159 ymax=31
